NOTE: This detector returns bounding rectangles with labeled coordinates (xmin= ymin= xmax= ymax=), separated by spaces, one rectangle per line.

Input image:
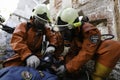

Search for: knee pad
xmin=92 ymin=62 xmax=112 ymax=80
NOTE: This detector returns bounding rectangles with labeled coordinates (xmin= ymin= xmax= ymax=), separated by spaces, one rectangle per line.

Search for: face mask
xmin=34 ymin=20 xmax=44 ymax=31
xmin=60 ymin=28 xmax=74 ymax=42
xmin=34 ymin=16 xmax=48 ymax=31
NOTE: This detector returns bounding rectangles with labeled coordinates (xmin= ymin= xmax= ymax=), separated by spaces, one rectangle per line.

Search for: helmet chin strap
xmin=35 ymin=14 xmax=48 ymax=23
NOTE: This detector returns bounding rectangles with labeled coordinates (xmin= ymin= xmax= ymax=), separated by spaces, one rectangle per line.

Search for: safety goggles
xmin=54 ymin=22 xmax=82 ymax=31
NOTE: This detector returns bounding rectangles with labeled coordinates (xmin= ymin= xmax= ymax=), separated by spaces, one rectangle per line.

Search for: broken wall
xmin=50 ymin=0 xmax=120 ymax=40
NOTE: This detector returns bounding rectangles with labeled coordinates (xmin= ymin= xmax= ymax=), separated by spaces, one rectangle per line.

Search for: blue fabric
xmin=0 ymin=66 xmax=58 ymax=80
xmin=41 ymin=69 xmax=58 ymax=80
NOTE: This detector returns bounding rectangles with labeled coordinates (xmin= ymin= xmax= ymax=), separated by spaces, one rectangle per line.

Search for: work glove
xmin=45 ymin=46 xmax=55 ymax=54
xmin=61 ymin=46 xmax=70 ymax=56
xmin=56 ymin=65 xmax=66 ymax=76
xmin=26 ymin=55 xmax=40 ymax=68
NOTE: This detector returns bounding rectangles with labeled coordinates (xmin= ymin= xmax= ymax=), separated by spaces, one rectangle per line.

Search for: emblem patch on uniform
xmin=90 ymin=35 xmax=100 ymax=44
xmin=21 ymin=71 xmax=32 ymax=80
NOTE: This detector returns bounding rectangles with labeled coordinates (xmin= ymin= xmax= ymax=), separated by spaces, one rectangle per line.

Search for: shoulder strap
xmin=92 ymin=41 xmax=102 ymax=60
xmin=26 ymin=22 xmax=32 ymax=32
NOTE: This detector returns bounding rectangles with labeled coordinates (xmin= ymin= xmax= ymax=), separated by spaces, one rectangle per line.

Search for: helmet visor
xmin=56 ymin=24 xmax=73 ymax=31
xmin=56 ymin=22 xmax=81 ymax=31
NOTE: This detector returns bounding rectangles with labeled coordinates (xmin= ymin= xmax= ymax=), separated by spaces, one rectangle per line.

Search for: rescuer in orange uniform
xmin=55 ymin=7 xmax=120 ymax=80
xmin=3 ymin=4 xmax=63 ymax=69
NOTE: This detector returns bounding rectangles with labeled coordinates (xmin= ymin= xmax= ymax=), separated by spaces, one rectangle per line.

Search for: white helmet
xmin=55 ymin=8 xmax=82 ymax=31
xmin=60 ymin=8 xmax=78 ymax=24
xmin=32 ymin=4 xmax=50 ymax=23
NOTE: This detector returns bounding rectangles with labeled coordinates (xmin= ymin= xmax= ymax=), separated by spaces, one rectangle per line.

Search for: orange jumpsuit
xmin=3 ymin=21 xmax=63 ymax=67
xmin=64 ymin=22 xmax=120 ymax=79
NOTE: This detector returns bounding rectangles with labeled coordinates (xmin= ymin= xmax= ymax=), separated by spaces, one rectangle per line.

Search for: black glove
xmin=43 ymin=52 xmax=53 ymax=63
xmin=40 ymin=53 xmax=53 ymax=68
